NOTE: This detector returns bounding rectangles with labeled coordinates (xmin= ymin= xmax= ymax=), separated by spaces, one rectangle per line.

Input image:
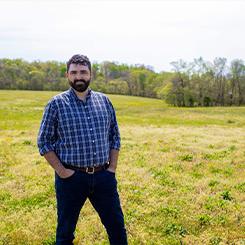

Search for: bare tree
xmin=230 ymin=59 xmax=245 ymax=105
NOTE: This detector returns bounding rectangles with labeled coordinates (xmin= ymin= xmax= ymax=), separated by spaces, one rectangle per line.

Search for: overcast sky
xmin=0 ymin=0 xmax=244 ymax=72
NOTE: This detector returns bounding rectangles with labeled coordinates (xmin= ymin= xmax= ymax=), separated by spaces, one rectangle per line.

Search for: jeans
xmin=55 ymin=169 xmax=128 ymax=245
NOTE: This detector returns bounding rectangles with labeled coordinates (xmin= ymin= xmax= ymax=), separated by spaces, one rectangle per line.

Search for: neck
xmin=73 ymin=88 xmax=89 ymax=101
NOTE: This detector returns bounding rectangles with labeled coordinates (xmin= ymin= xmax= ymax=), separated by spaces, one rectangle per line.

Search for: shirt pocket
xmin=94 ymin=109 xmax=110 ymax=129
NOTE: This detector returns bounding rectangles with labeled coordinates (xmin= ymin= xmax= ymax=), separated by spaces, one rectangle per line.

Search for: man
xmin=37 ymin=54 xmax=128 ymax=245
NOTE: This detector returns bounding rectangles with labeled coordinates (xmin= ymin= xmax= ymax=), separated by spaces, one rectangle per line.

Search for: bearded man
xmin=37 ymin=54 xmax=127 ymax=245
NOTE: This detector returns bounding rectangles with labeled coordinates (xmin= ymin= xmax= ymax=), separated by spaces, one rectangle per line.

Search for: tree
xmin=170 ymin=59 xmax=193 ymax=106
xmin=230 ymin=59 xmax=245 ymax=105
xmin=211 ymin=58 xmax=227 ymax=106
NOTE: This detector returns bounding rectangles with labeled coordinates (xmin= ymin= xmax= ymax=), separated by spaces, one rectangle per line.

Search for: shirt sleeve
xmin=37 ymin=100 xmax=58 ymax=156
xmin=106 ymin=97 xmax=121 ymax=151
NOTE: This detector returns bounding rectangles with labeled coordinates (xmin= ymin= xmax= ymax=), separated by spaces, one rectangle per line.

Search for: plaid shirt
xmin=37 ymin=88 xmax=120 ymax=168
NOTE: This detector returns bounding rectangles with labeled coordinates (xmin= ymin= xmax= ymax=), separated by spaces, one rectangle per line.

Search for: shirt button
xmin=90 ymin=128 xmax=92 ymax=131
xmin=92 ymin=140 xmax=95 ymax=143
xmin=87 ymin=117 xmax=90 ymax=119
xmin=94 ymin=152 xmax=97 ymax=155
xmin=84 ymin=106 xmax=87 ymax=109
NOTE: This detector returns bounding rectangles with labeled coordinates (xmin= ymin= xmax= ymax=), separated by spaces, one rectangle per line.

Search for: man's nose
xmin=75 ymin=73 xmax=82 ymax=80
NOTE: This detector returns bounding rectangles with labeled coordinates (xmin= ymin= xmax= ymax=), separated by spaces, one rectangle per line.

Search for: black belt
xmin=63 ymin=162 xmax=109 ymax=174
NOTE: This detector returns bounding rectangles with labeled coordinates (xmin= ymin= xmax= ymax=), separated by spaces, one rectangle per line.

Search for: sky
xmin=0 ymin=0 xmax=244 ymax=72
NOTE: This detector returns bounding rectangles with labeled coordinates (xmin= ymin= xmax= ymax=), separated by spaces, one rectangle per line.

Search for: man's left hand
xmin=106 ymin=167 xmax=116 ymax=173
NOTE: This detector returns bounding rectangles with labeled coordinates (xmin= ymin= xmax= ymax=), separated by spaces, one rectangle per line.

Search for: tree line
xmin=0 ymin=57 xmax=244 ymax=106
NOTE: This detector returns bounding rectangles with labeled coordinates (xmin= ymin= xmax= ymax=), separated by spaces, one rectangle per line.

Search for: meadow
xmin=0 ymin=90 xmax=244 ymax=245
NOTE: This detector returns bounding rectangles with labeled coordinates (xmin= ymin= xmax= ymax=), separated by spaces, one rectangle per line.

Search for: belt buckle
xmin=86 ymin=167 xmax=95 ymax=174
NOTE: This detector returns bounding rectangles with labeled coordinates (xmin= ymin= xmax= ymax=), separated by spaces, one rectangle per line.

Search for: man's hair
xmin=66 ymin=54 xmax=91 ymax=72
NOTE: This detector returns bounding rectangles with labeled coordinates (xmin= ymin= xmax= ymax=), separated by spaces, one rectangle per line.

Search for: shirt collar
xmin=69 ymin=87 xmax=92 ymax=103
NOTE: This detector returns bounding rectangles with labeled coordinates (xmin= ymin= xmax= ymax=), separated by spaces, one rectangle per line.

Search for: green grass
xmin=0 ymin=90 xmax=245 ymax=245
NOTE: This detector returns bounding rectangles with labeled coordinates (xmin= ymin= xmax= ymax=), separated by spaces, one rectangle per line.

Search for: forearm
xmin=43 ymin=151 xmax=66 ymax=176
xmin=109 ymin=149 xmax=119 ymax=171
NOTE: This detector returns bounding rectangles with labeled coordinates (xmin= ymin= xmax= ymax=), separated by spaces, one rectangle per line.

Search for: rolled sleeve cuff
xmin=39 ymin=144 xmax=55 ymax=156
xmin=110 ymin=142 xmax=121 ymax=151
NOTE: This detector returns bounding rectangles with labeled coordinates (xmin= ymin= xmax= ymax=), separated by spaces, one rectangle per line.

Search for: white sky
xmin=0 ymin=0 xmax=244 ymax=72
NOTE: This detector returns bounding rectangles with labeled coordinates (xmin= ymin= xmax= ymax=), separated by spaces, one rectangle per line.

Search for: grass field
xmin=0 ymin=90 xmax=245 ymax=245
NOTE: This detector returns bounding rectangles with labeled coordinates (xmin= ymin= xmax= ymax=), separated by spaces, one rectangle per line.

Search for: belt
xmin=63 ymin=162 xmax=109 ymax=174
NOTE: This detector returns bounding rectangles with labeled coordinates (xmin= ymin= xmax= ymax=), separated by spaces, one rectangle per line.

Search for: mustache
xmin=74 ymin=79 xmax=87 ymax=84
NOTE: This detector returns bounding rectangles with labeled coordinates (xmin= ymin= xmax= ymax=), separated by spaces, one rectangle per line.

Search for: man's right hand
xmin=57 ymin=168 xmax=75 ymax=179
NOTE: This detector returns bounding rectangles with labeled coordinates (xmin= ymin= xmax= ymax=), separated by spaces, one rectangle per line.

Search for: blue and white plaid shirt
xmin=37 ymin=88 xmax=120 ymax=168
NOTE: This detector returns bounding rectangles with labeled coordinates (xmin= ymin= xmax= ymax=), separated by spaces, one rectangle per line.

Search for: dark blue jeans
xmin=55 ymin=169 xmax=128 ymax=245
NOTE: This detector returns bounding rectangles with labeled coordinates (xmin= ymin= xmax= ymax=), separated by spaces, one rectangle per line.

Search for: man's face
xmin=66 ymin=63 xmax=91 ymax=92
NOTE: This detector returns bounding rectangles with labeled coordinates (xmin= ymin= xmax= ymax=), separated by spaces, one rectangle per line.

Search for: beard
xmin=69 ymin=78 xmax=90 ymax=92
